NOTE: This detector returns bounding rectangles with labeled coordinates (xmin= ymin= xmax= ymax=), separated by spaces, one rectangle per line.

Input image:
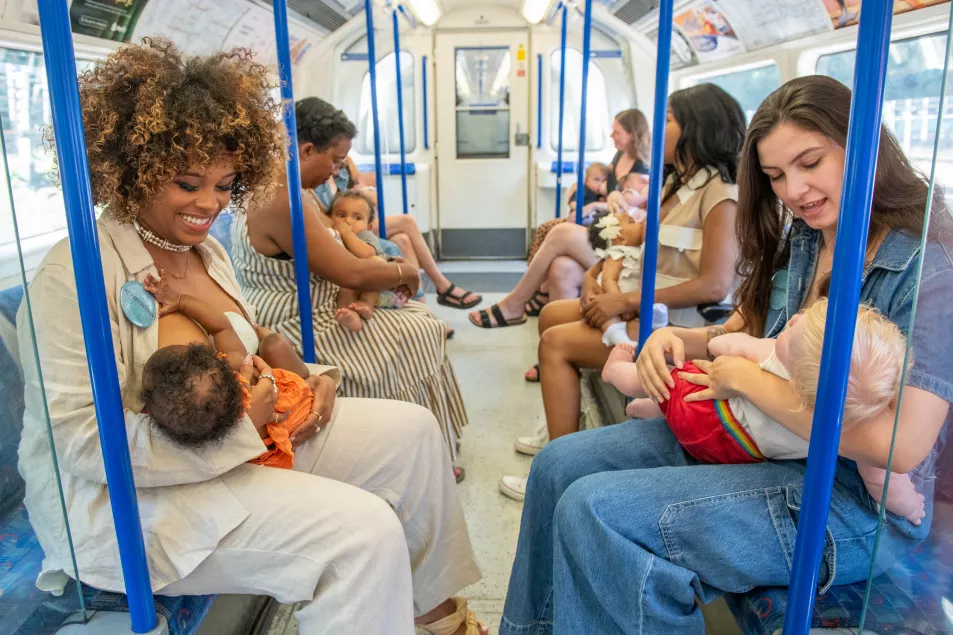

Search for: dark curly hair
xmin=295 ymin=97 xmax=357 ymax=151
xmin=329 ymin=190 xmax=376 ymax=224
xmin=588 ymin=210 xmax=613 ymax=252
xmin=52 ymin=37 xmax=285 ymax=222
xmin=140 ymin=343 xmax=245 ymax=449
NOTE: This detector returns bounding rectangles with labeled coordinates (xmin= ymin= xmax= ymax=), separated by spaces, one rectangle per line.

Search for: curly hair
xmin=54 ymin=37 xmax=285 ymax=222
xmin=295 ymin=97 xmax=357 ymax=151
xmin=140 ymin=343 xmax=245 ymax=449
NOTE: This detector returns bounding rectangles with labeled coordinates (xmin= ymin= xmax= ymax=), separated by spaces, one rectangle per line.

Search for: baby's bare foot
xmin=602 ymin=344 xmax=637 ymax=384
xmin=349 ymin=301 xmax=374 ymax=320
xmin=335 ymin=307 xmax=363 ymax=332
xmin=627 ymin=398 xmax=664 ymax=420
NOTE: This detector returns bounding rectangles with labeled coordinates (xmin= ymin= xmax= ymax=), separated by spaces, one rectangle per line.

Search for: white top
xmin=225 ymin=311 xmax=260 ymax=355
xmin=727 ymin=346 xmax=812 ymax=460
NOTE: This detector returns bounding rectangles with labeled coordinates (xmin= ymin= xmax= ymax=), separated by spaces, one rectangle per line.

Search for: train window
xmin=356 ymin=51 xmax=416 ymax=156
xmin=549 ymin=48 xmax=610 ymax=153
xmin=455 ymin=47 xmax=511 ymax=159
xmin=682 ymin=62 xmax=781 ymax=122
xmin=816 ymin=32 xmax=952 ymax=182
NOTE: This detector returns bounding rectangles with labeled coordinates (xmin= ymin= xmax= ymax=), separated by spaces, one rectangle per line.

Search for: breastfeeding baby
xmin=139 ymin=274 xmax=313 ymax=469
xmin=602 ymin=297 xmax=926 ymax=524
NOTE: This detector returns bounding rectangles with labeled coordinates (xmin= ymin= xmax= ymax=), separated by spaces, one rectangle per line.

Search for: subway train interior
xmin=1 ymin=0 xmax=953 ymax=633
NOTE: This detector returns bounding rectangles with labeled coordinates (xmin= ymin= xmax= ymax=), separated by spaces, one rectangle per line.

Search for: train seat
xmin=0 ymin=284 xmax=221 ymax=634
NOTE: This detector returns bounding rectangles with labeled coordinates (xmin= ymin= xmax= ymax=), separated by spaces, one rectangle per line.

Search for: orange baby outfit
xmin=239 ymin=369 xmax=313 ymax=469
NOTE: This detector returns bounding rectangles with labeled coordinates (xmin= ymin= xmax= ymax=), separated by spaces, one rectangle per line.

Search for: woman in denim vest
xmin=499 ymin=75 xmax=953 ymax=634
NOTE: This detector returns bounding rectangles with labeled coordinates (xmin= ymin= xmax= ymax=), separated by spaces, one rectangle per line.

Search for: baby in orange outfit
xmin=139 ymin=274 xmax=313 ymax=469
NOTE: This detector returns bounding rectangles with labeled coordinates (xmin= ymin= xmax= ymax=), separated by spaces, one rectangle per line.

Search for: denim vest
xmin=767 ymin=220 xmax=953 ymax=553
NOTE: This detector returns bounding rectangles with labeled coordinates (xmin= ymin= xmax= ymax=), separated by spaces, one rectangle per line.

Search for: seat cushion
xmin=725 ymin=505 xmax=953 ymax=634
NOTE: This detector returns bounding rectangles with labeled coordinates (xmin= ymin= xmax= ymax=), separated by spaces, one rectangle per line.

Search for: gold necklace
xmin=155 ymin=255 xmax=190 ymax=280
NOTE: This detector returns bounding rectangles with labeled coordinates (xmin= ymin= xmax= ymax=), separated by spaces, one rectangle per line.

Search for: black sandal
xmin=437 ymin=284 xmax=482 ymax=309
xmin=524 ymin=291 xmax=549 ymax=317
xmin=469 ymin=304 xmax=527 ymax=329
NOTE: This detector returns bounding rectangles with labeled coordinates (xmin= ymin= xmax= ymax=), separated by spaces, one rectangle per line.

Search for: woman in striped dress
xmin=232 ymin=97 xmax=468 ymax=461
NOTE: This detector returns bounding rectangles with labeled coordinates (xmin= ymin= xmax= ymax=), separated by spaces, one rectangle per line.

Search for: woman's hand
xmin=635 ymin=327 xmax=685 ymax=402
xmin=582 ymin=292 xmax=632 ymax=329
xmin=292 ymin=374 xmax=337 ymax=449
xmin=679 ymin=357 xmax=760 ymax=403
xmin=241 ymin=355 xmax=289 ymax=438
xmin=395 ymin=261 xmax=421 ymax=299
xmin=580 ymin=275 xmax=604 ymax=310
xmin=606 ymin=191 xmax=627 ymax=215
xmin=143 ymin=273 xmax=181 ymax=316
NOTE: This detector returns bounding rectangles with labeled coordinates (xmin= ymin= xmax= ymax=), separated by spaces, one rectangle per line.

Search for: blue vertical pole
xmin=554 ymin=3 xmax=568 ymax=219
xmin=536 ymin=54 xmax=543 ymax=150
xmin=365 ymin=0 xmax=388 ymax=238
xmin=784 ymin=2 xmax=894 ymax=632
xmin=273 ymin=0 xmax=316 ymax=364
xmin=637 ymin=0 xmax=673 ymax=349
xmin=423 ymin=55 xmax=429 ymax=150
xmin=36 ymin=0 xmax=157 ymax=631
xmin=573 ymin=0 xmax=593 ymax=225
xmin=392 ymin=10 xmax=410 ymax=216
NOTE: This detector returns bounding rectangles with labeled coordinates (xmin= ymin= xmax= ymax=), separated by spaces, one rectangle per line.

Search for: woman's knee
xmin=538 ymin=326 xmax=569 ymax=364
xmin=390 ymin=233 xmax=412 ymax=251
xmin=547 ymin=221 xmax=582 ymax=246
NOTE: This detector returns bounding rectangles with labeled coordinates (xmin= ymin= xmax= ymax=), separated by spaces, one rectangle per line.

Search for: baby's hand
xmin=333 ymin=219 xmax=352 ymax=235
xmin=143 ymin=273 xmax=181 ymax=317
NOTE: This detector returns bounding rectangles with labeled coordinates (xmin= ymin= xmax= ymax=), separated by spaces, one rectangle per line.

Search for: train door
xmin=434 ymin=30 xmax=531 ymax=258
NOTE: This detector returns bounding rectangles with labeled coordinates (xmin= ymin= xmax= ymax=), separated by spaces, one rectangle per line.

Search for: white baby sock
xmin=602 ymin=322 xmax=635 ymax=347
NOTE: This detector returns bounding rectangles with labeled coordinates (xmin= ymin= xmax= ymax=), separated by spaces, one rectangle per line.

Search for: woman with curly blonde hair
xmin=18 ymin=39 xmax=487 ymax=635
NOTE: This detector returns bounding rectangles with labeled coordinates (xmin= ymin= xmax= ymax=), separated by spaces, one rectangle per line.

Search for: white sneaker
xmin=515 ymin=424 xmax=549 ymax=456
xmin=500 ymin=475 xmax=528 ymax=501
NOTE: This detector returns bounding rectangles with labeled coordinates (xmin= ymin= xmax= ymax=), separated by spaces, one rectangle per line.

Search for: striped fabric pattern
xmin=230 ymin=214 xmax=467 ymax=459
xmin=713 ymin=400 xmax=766 ymax=462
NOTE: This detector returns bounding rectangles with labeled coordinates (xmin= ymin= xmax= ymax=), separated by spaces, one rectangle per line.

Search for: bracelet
xmin=396 ymin=262 xmax=403 ymax=286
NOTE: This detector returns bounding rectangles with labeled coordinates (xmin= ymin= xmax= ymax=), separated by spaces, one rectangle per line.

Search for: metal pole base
xmin=56 ymin=612 xmax=169 ymax=635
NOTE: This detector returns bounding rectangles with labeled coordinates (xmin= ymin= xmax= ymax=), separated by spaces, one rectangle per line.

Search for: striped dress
xmin=230 ymin=213 xmax=467 ymax=459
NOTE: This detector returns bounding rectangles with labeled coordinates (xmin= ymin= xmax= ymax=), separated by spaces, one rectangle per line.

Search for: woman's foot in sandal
xmin=437 ymin=283 xmax=482 ymax=309
xmin=453 ymin=466 xmax=465 ymax=483
xmin=524 ymin=363 xmax=540 ymax=383
xmin=416 ymin=597 xmax=489 ymax=635
xmin=524 ymin=290 xmax=549 ymax=317
xmin=468 ymin=297 xmax=526 ymax=328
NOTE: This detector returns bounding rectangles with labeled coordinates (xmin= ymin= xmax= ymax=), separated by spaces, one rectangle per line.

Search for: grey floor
xmin=266 ymin=262 xmax=745 ymax=634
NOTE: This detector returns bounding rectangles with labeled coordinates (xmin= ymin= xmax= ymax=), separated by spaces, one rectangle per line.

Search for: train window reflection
xmin=357 ymin=51 xmax=416 ymax=156
xmin=549 ymin=48 xmax=609 ymax=153
xmin=817 ymin=32 xmax=953 ymax=187
xmin=681 ymin=62 xmax=781 ymax=122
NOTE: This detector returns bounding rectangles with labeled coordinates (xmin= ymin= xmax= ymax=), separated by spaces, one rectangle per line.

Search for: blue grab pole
xmin=365 ymin=0 xmax=388 ymax=238
xmin=392 ymin=10 xmax=410 ymax=216
xmin=637 ymin=0 xmax=673 ymax=349
xmin=554 ymin=3 xmax=568 ymax=219
xmin=273 ymin=0 xmax=316 ymax=364
xmin=36 ymin=0 xmax=157 ymax=630
xmin=537 ymin=54 xmax=543 ymax=150
xmin=783 ymin=2 xmax=894 ymax=631
xmin=573 ymin=0 xmax=594 ymax=225
xmin=423 ymin=55 xmax=429 ymax=150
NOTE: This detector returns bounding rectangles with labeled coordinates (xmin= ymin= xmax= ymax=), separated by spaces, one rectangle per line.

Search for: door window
xmin=455 ymin=47 xmax=510 ymax=159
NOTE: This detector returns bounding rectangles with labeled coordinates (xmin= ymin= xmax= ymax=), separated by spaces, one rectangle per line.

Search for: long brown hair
xmin=615 ymin=109 xmax=651 ymax=164
xmin=734 ymin=75 xmax=946 ymax=336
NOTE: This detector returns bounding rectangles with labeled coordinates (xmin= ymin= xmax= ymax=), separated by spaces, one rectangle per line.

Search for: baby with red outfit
xmin=602 ymin=297 xmax=926 ymax=524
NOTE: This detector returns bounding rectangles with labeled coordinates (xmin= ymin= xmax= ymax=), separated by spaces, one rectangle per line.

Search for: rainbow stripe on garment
xmin=713 ymin=400 xmax=766 ymax=462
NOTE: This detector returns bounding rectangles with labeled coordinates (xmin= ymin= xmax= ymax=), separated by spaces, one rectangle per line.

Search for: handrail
xmin=364 ymin=0 xmax=388 ymax=238
xmin=423 ymin=55 xmax=429 ymax=150
xmin=784 ymin=1 xmax=894 ymax=631
xmin=36 ymin=0 xmax=157 ymax=630
xmin=536 ymin=53 xmax=543 ymax=150
xmin=392 ymin=10 xmax=410 ymax=216
xmin=554 ymin=3 xmax=568 ymax=220
xmin=572 ymin=0 xmax=593 ymax=225
xmin=273 ymin=0 xmax=317 ymax=363
xmin=636 ymin=0 xmax=673 ymax=349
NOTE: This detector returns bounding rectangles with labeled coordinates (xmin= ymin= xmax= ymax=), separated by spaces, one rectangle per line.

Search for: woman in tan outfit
xmin=18 ymin=39 xmax=486 ymax=635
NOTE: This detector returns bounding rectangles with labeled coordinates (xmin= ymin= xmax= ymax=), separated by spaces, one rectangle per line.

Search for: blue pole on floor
xmin=554 ymin=3 xmax=568 ymax=219
xmin=365 ymin=0 xmax=388 ymax=238
xmin=636 ymin=0 xmax=673 ymax=349
xmin=36 ymin=0 xmax=157 ymax=630
xmin=273 ymin=0 xmax=316 ymax=364
xmin=392 ymin=9 xmax=410 ymax=216
xmin=784 ymin=1 xmax=894 ymax=632
xmin=572 ymin=0 xmax=593 ymax=225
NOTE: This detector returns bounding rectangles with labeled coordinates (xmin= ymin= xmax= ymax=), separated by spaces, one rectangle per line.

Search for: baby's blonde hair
xmin=788 ymin=298 xmax=910 ymax=428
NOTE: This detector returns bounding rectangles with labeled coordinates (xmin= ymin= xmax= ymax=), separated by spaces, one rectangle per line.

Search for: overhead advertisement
xmin=69 ymin=0 xmax=148 ymax=42
xmin=821 ymin=0 xmax=950 ymax=29
xmin=711 ymin=0 xmax=832 ymax=51
xmin=673 ymin=1 xmax=745 ymax=63
xmin=131 ymin=0 xmax=247 ymax=56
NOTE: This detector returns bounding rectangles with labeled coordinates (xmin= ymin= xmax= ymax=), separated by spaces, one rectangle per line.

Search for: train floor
xmin=264 ymin=261 xmax=743 ymax=635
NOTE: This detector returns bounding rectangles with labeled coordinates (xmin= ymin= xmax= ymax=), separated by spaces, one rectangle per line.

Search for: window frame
xmin=356 ymin=49 xmax=417 ymax=156
xmin=548 ymin=46 xmax=611 ymax=154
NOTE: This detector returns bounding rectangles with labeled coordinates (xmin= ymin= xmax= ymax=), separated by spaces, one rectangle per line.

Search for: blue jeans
xmin=500 ymin=419 xmax=922 ymax=635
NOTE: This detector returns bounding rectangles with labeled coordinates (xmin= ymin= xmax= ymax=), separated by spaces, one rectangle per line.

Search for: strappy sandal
xmin=524 ymin=291 xmax=549 ymax=317
xmin=417 ymin=597 xmax=489 ymax=635
xmin=437 ymin=284 xmax=482 ymax=309
xmin=469 ymin=304 xmax=527 ymax=329
xmin=454 ymin=466 xmax=465 ymax=483
xmin=524 ymin=363 xmax=540 ymax=383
